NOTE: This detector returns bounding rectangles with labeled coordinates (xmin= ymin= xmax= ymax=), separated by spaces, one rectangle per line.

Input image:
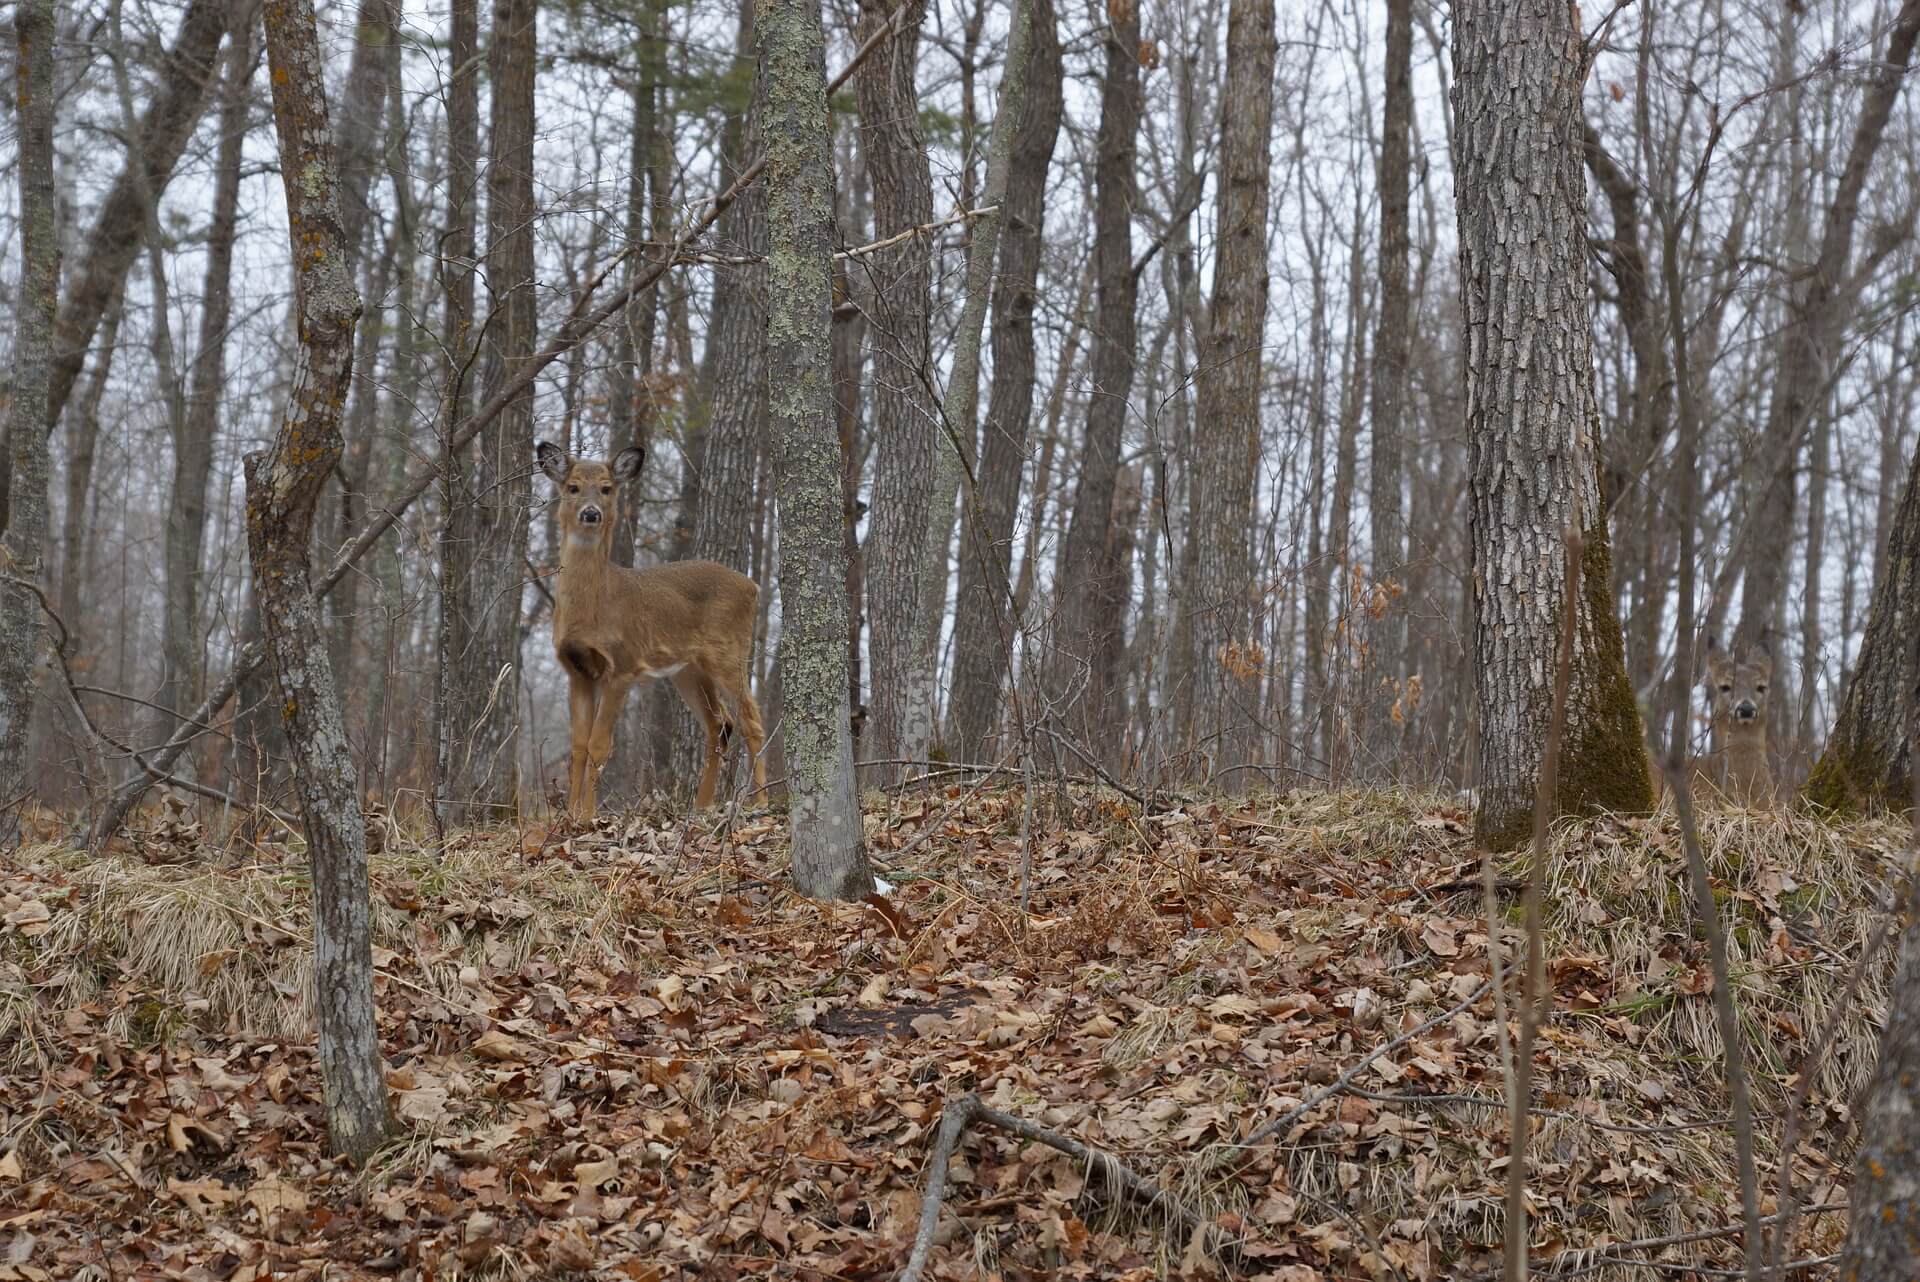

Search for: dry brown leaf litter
xmin=0 ymin=788 xmax=1899 ymax=1280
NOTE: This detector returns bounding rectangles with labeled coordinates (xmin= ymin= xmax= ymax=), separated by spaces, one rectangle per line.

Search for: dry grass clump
xmin=1542 ymin=800 xmax=1903 ymax=1109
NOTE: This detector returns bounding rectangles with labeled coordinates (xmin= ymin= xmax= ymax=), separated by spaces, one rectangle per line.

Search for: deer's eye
xmin=1719 ymin=684 xmax=1733 ymax=694
xmin=601 ymin=485 xmax=612 ymax=495
xmin=1755 ymin=684 xmax=1768 ymax=694
xmin=568 ymin=484 xmax=579 ymax=494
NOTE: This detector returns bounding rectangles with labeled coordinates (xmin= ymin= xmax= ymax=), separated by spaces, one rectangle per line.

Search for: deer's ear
xmin=1749 ymin=646 xmax=1773 ymax=679
xmin=611 ymin=446 xmax=645 ymax=482
xmin=535 ymin=441 xmax=569 ymax=484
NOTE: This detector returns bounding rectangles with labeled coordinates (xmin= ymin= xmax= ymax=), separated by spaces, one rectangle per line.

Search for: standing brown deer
xmin=1704 ymin=635 xmax=1774 ymax=808
xmin=536 ymin=442 xmax=768 ymax=821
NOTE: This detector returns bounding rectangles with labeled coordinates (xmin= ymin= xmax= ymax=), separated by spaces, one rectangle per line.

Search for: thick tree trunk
xmin=1807 ymin=433 xmax=1920 ymax=812
xmin=0 ymin=0 xmax=61 ymax=838
xmin=1049 ymin=0 xmax=1142 ymax=747
xmin=1736 ymin=0 xmax=1920 ymax=651
xmin=1452 ymin=0 xmax=1653 ymax=851
xmin=760 ymin=0 xmax=876 ymax=900
xmin=1184 ymin=0 xmax=1277 ymax=785
xmin=438 ymin=0 xmax=538 ymax=819
xmin=1839 ymin=872 xmax=1920 ymax=1277
xmin=253 ymin=0 xmax=391 ymax=1163
xmin=858 ymin=0 xmax=938 ymax=778
xmin=946 ymin=0 xmax=1062 ymax=760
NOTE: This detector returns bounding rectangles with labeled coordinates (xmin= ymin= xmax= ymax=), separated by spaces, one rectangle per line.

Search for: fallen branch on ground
xmin=897 ymin=1092 xmax=1238 ymax=1282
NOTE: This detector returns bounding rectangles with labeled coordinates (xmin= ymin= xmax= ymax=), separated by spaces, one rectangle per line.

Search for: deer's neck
xmin=1721 ymin=716 xmax=1771 ymax=800
xmin=556 ymin=533 xmax=619 ymax=628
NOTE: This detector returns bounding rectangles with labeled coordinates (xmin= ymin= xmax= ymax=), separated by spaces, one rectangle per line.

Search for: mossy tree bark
xmin=1183 ymin=0 xmax=1277 ymax=785
xmin=1451 ymin=0 xmax=1652 ymax=851
xmin=1806 ymin=435 xmax=1920 ymax=813
xmin=252 ymin=0 xmax=392 ymax=1163
xmin=760 ymin=0 xmax=877 ymax=901
xmin=858 ymin=0 xmax=938 ymax=779
xmin=0 ymin=0 xmax=60 ymax=842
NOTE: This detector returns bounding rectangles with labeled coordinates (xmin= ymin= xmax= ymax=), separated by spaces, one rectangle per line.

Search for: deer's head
xmin=536 ymin=441 xmax=644 ymax=549
xmin=1706 ymin=635 xmax=1771 ymax=730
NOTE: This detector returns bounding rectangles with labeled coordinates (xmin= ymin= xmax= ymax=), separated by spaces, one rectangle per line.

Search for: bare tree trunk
xmin=1736 ymin=0 xmax=1920 ymax=651
xmin=35 ymin=0 xmax=228 ymax=444
xmin=432 ymin=0 xmax=482 ymax=828
xmin=438 ymin=0 xmax=538 ymax=819
xmin=252 ymin=0 xmax=391 ymax=1162
xmin=1183 ymin=0 xmax=1277 ymax=785
xmin=58 ymin=302 xmax=120 ymax=646
xmin=761 ymin=0 xmax=877 ymax=900
xmin=1453 ymin=0 xmax=1652 ymax=851
xmin=0 ymin=0 xmax=61 ymax=836
xmin=1050 ymin=0 xmax=1142 ymax=746
xmin=858 ymin=0 xmax=937 ymax=778
xmin=334 ymin=0 xmax=399 ymax=259
xmin=946 ymin=0 xmax=1062 ymax=760
xmin=1367 ymin=0 xmax=1412 ymax=719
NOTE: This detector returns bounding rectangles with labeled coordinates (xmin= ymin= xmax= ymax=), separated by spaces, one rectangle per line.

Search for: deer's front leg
xmin=568 ymin=673 xmax=597 ymax=822
xmin=584 ymin=676 xmax=637 ymax=809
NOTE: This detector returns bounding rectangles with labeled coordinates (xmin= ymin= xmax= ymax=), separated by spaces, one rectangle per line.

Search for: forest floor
xmin=0 ymin=784 xmax=1905 ymax=1281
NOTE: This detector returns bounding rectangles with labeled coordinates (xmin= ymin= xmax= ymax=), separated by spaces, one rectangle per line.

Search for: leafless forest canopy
xmin=1 ymin=0 xmax=1917 ymax=821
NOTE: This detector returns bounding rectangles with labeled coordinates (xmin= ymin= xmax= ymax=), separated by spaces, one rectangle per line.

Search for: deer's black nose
xmin=1734 ymin=701 xmax=1757 ymax=720
xmin=579 ymin=506 xmax=603 ymax=525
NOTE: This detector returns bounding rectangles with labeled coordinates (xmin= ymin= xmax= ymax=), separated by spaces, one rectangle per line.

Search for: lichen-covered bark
xmin=946 ymin=0 xmax=1062 ymax=760
xmin=252 ymin=0 xmax=391 ymax=1163
xmin=1840 ymin=878 xmax=1920 ymax=1278
xmin=1452 ymin=0 xmax=1653 ymax=851
xmin=1050 ymin=0 xmax=1142 ymax=744
xmin=857 ymin=0 xmax=938 ymax=778
xmin=1807 ymin=428 xmax=1920 ymax=813
xmin=439 ymin=0 xmax=539 ymax=818
xmin=1185 ymin=0 xmax=1277 ymax=783
xmin=760 ymin=0 xmax=876 ymax=901
xmin=0 ymin=0 xmax=61 ymax=840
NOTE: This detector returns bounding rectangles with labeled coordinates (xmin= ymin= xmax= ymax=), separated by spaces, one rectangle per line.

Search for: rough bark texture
xmin=160 ymin=17 xmax=255 ymax=741
xmin=1049 ymin=0 xmax=1142 ymax=744
xmin=857 ymin=0 xmax=938 ymax=777
xmin=1736 ymin=0 xmax=1920 ymax=652
xmin=760 ymin=0 xmax=876 ymax=900
xmin=1807 ymin=435 xmax=1920 ymax=813
xmin=1184 ymin=0 xmax=1277 ymax=783
xmin=438 ymin=0 xmax=538 ymax=817
xmin=1452 ymin=0 xmax=1653 ymax=851
xmin=1839 ymin=874 xmax=1920 ymax=1279
xmin=0 ymin=0 xmax=60 ymax=837
xmin=946 ymin=0 xmax=1062 ymax=760
xmin=253 ymin=0 xmax=391 ymax=1163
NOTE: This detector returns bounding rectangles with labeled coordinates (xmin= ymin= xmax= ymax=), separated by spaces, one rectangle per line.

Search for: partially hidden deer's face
xmin=1706 ymin=638 xmax=1771 ymax=731
xmin=536 ymin=442 xmax=643 ymax=548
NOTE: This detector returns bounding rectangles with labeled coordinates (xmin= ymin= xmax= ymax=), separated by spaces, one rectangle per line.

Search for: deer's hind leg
xmin=672 ymin=669 xmax=728 ymax=809
xmin=713 ymin=659 xmax=767 ymax=802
